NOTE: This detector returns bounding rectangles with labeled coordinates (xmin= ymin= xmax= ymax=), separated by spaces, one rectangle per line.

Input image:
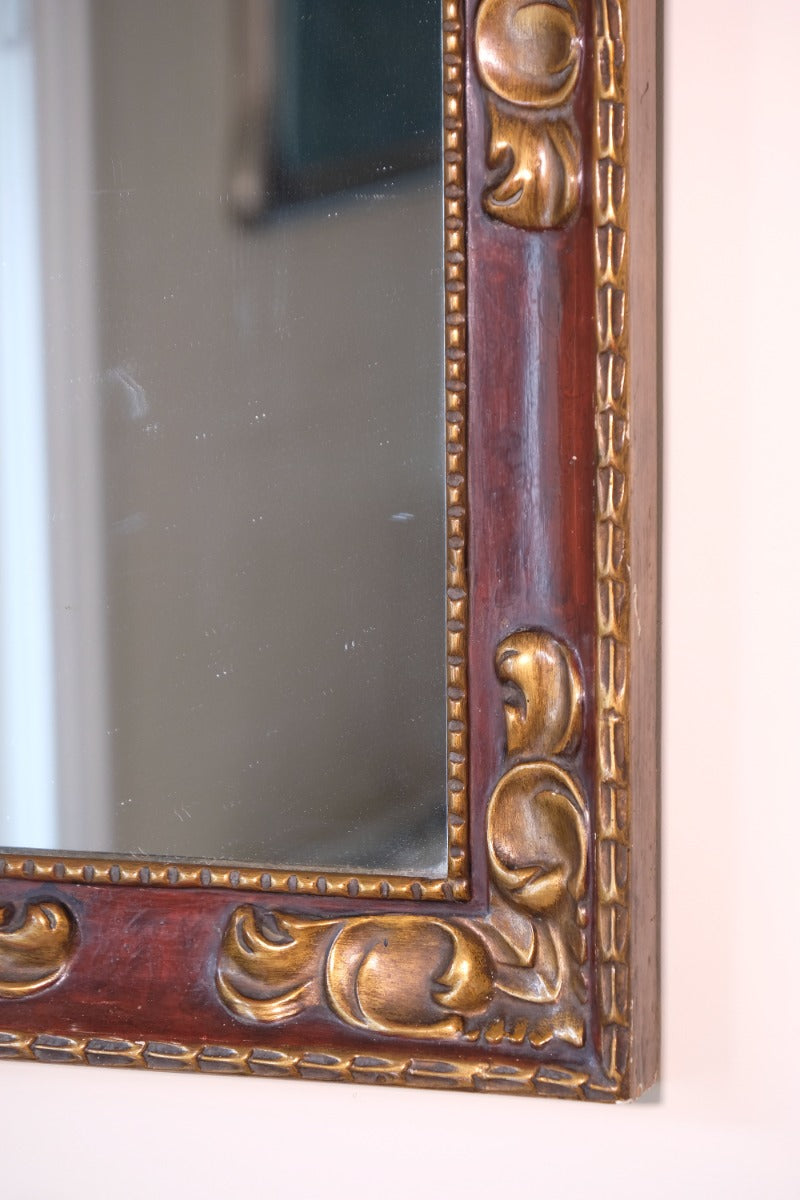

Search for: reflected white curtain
xmin=0 ymin=0 xmax=109 ymax=853
xmin=0 ymin=0 xmax=57 ymax=847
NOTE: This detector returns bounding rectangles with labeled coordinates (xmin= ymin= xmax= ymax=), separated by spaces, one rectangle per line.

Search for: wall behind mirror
xmin=0 ymin=0 xmax=447 ymax=873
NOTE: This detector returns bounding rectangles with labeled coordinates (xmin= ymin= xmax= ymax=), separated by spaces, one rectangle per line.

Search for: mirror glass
xmin=0 ymin=0 xmax=446 ymax=874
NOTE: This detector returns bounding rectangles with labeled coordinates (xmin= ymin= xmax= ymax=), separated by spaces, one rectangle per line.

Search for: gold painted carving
xmin=0 ymin=855 xmax=467 ymax=903
xmin=443 ymin=0 xmax=470 ymax=887
xmin=594 ymin=0 xmax=632 ymax=1088
xmin=0 ymin=900 xmax=75 ymax=998
xmin=0 ymin=1029 xmax=617 ymax=1100
xmin=218 ymin=909 xmax=494 ymax=1040
xmin=475 ymin=0 xmax=583 ymax=229
xmin=217 ymin=629 xmax=589 ymax=1050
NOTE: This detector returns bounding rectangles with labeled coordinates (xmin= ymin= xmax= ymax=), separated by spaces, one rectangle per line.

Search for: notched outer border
xmin=0 ymin=1029 xmax=618 ymax=1100
xmin=594 ymin=0 xmax=633 ymax=1090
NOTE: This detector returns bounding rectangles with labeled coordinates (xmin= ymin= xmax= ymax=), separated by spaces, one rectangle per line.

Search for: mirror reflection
xmin=0 ymin=0 xmax=446 ymax=873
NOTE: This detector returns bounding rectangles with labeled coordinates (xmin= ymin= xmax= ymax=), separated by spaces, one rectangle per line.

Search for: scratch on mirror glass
xmin=105 ymin=366 xmax=148 ymax=418
xmin=111 ymin=513 xmax=145 ymax=535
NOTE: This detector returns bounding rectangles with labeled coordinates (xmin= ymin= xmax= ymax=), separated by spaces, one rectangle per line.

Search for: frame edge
xmin=625 ymin=0 xmax=660 ymax=1099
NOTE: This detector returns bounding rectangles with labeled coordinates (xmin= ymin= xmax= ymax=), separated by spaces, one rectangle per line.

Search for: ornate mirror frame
xmin=0 ymin=0 xmax=658 ymax=1101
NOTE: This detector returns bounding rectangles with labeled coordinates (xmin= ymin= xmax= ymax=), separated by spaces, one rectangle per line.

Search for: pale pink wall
xmin=3 ymin=3 xmax=799 ymax=1195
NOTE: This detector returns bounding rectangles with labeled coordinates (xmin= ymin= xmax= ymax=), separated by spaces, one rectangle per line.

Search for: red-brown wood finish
xmin=464 ymin=0 xmax=597 ymax=985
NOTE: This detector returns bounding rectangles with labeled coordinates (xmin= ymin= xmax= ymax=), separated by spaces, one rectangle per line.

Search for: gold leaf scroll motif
xmin=218 ymin=908 xmax=494 ymax=1040
xmin=475 ymin=0 xmax=583 ymax=230
xmin=217 ymin=630 xmax=589 ymax=1049
xmin=0 ymin=900 xmax=76 ymax=998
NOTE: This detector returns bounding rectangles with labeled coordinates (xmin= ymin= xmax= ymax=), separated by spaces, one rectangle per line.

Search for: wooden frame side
xmin=626 ymin=0 xmax=660 ymax=1097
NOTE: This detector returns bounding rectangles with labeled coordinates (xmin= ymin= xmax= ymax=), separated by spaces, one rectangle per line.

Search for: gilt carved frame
xmin=0 ymin=0 xmax=658 ymax=1100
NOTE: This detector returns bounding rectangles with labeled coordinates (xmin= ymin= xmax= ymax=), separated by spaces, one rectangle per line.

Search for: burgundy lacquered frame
xmin=0 ymin=0 xmax=658 ymax=1101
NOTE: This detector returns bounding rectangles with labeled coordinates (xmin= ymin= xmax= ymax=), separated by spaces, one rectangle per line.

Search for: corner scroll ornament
xmin=0 ymin=900 xmax=76 ymax=999
xmin=217 ymin=629 xmax=590 ymax=1050
xmin=475 ymin=0 xmax=584 ymax=230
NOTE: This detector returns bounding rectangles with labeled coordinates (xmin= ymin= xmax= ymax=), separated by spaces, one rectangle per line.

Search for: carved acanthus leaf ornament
xmin=0 ymin=900 xmax=76 ymax=998
xmin=217 ymin=629 xmax=590 ymax=1050
xmin=475 ymin=0 xmax=584 ymax=229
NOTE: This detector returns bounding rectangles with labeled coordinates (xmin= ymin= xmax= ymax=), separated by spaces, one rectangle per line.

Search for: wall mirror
xmin=0 ymin=0 xmax=658 ymax=1101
